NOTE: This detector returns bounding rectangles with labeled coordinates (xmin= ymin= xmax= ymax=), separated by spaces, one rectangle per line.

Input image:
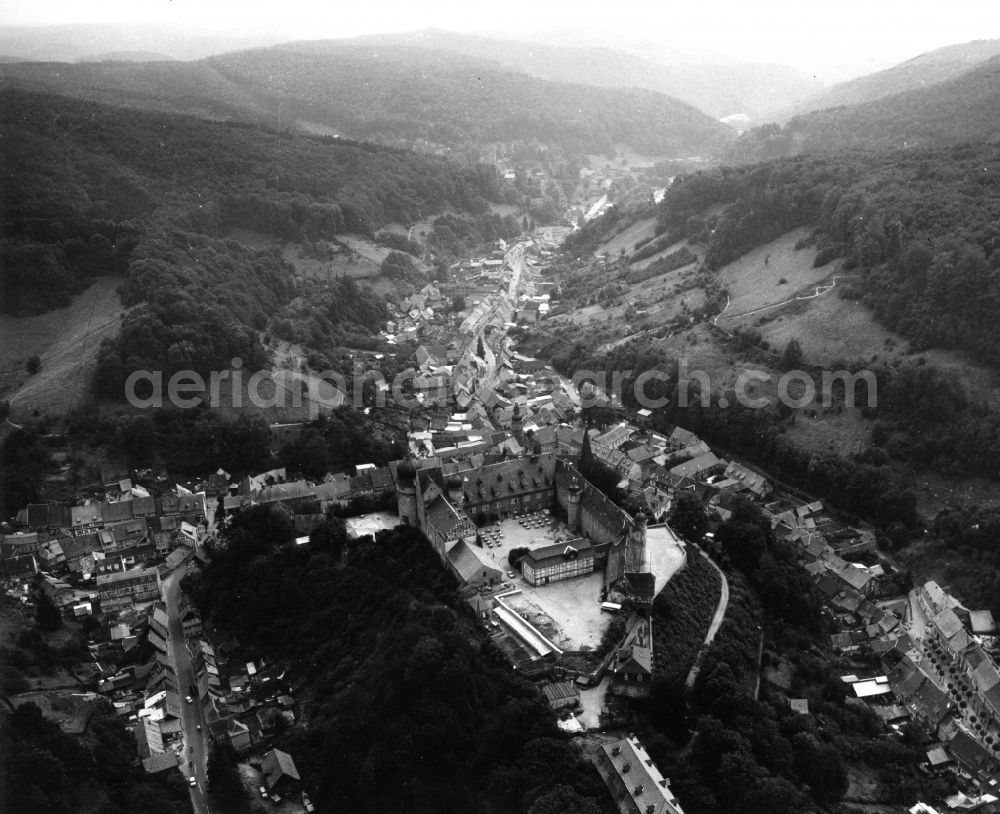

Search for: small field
xmin=748 ymin=294 xmax=906 ymax=368
xmin=716 ymin=228 xmax=832 ymax=317
xmin=0 ymin=276 xmax=124 ymax=421
xmin=594 ymin=216 xmax=658 ymax=259
xmin=630 ymin=237 xmax=696 ymax=271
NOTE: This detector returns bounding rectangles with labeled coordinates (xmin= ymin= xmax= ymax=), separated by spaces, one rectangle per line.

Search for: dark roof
xmin=541 ymin=681 xmax=580 ymax=703
xmin=525 ymin=539 xmax=593 ymax=569
xmin=368 ymin=467 xmax=394 ymax=491
xmin=624 ymin=572 xmax=656 ymax=598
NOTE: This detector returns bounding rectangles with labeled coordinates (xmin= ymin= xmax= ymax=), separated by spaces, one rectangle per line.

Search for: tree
xmin=310 ymin=511 xmax=348 ymax=562
xmin=452 ymin=294 xmax=466 ymax=312
xmin=780 ymin=338 xmax=804 ymax=370
xmin=527 ymin=785 xmax=600 ymax=814
xmin=207 ymin=744 xmax=247 ymax=814
xmin=668 ymin=492 xmax=708 ymax=541
xmin=35 ymin=591 xmax=62 ymax=631
xmin=26 ymin=354 xmax=41 ymax=374
xmin=508 ymin=547 xmax=530 ymax=569
xmin=792 ymin=732 xmax=848 ymax=804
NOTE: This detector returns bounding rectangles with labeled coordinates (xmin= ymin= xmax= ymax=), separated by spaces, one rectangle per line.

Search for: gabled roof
xmin=262 ymin=748 xmax=300 ymax=788
xmin=524 ymin=538 xmax=593 ymax=569
xmin=616 ymin=645 xmax=652 ymax=675
xmin=541 ymin=681 xmax=580 ymax=704
xmin=668 ymin=452 xmax=723 ymax=479
xmin=447 ymin=539 xmax=500 ymax=584
xmin=598 ymin=736 xmax=683 ymax=814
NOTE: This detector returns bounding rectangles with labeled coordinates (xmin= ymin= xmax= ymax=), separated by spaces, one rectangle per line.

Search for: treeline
xmin=656 ymin=145 xmax=1000 ymax=367
xmin=2 ymin=222 xmax=141 ymax=315
xmin=72 ymin=407 xmax=274 ymax=474
xmin=92 ymin=229 xmax=293 ymax=399
xmin=208 ymin=43 xmax=734 ymax=158
xmin=648 ymin=546 xmax=721 ymax=686
xmin=2 ymin=701 xmax=190 ymax=814
xmin=0 ymin=428 xmax=50 ymax=517
xmin=277 ymin=408 xmax=404 ymax=479
xmin=270 ymin=276 xmax=389 ymax=351
xmin=186 ymin=508 xmax=606 ymax=813
xmin=428 ymin=212 xmax=523 ymax=259
xmin=627 ymin=246 xmax=698 ymax=283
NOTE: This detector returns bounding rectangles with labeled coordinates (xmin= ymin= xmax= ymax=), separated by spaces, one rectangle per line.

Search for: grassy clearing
xmin=594 ymin=215 xmax=658 ymax=258
xmin=1 ymin=276 xmax=123 ymax=421
xmin=716 ymin=227 xmax=831 ymax=316
xmin=748 ymin=294 xmax=906 ymax=368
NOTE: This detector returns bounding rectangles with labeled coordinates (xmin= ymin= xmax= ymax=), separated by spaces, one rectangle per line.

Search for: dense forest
xmin=654 ymin=146 xmax=1000 ymax=367
xmin=0 ymin=44 xmax=734 ymax=159
xmin=186 ymin=508 xmax=607 ymax=813
xmin=1 ymin=88 xmax=508 ymax=399
xmin=2 ymin=701 xmax=191 ymax=814
xmin=641 ymin=501 xmax=937 ymax=812
xmin=206 ymin=42 xmax=735 ymax=158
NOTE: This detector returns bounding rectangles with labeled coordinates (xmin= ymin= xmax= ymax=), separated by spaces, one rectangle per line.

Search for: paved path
xmin=721 ymin=274 xmax=855 ymax=322
xmin=164 ymin=571 xmax=212 ymax=814
xmin=684 ymin=548 xmax=730 ymax=691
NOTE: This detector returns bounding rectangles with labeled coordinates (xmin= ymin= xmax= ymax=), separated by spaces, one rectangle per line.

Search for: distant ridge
xmin=724 ymin=52 xmax=1000 ymax=162
xmin=0 ymin=39 xmax=736 ymax=158
xmin=78 ymin=51 xmax=178 ymax=63
xmin=347 ymin=28 xmax=821 ymax=121
xmin=789 ymin=37 xmax=1000 ymax=117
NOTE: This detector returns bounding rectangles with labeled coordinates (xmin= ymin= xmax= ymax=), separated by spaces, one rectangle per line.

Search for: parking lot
xmin=477 ymin=512 xmax=611 ymax=650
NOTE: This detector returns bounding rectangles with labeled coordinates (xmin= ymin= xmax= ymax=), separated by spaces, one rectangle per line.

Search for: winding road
xmin=684 ymin=546 xmax=730 ymax=691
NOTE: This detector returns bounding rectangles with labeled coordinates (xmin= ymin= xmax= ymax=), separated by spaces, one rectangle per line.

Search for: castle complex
xmin=393 ymin=445 xmax=649 ymax=596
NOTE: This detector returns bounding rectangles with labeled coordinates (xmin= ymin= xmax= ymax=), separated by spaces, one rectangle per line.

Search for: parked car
xmin=184 ymin=695 xmax=193 ymax=703
xmin=259 ymin=785 xmax=268 ymax=798
xmin=188 ymin=777 xmax=197 ymax=787
xmin=507 ymin=570 xmax=515 ymax=579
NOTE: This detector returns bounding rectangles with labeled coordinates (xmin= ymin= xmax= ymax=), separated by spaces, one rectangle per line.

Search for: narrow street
xmin=164 ymin=570 xmax=212 ymax=814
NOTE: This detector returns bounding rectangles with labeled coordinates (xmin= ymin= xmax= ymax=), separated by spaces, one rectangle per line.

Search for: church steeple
xmin=580 ymin=428 xmax=595 ymax=477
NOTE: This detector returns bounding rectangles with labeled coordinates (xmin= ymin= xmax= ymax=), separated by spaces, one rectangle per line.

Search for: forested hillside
xmin=0 ymin=41 xmax=734 ymax=159
xmin=656 ymin=146 xmax=1000 ymax=366
xmin=186 ymin=509 xmax=606 ymax=814
xmin=1 ymin=88 xmax=505 ymax=397
xmin=790 ymin=38 xmax=1000 ymax=116
xmin=206 ymin=42 xmax=733 ymax=157
xmin=725 ymin=55 xmax=1000 ymax=162
xmin=351 ymin=29 xmax=820 ymax=121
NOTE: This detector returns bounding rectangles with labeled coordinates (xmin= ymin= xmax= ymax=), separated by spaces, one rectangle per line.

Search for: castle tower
xmin=567 ymin=476 xmax=583 ymax=534
xmin=511 ymin=402 xmax=523 ymax=443
xmin=446 ymin=472 xmax=464 ymax=506
xmin=396 ymin=456 xmax=418 ymax=527
xmin=627 ymin=509 xmax=648 ymax=568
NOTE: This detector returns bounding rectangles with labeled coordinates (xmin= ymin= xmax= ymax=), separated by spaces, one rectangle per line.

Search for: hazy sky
xmin=2 ymin=0 xmax=998 ymax=82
